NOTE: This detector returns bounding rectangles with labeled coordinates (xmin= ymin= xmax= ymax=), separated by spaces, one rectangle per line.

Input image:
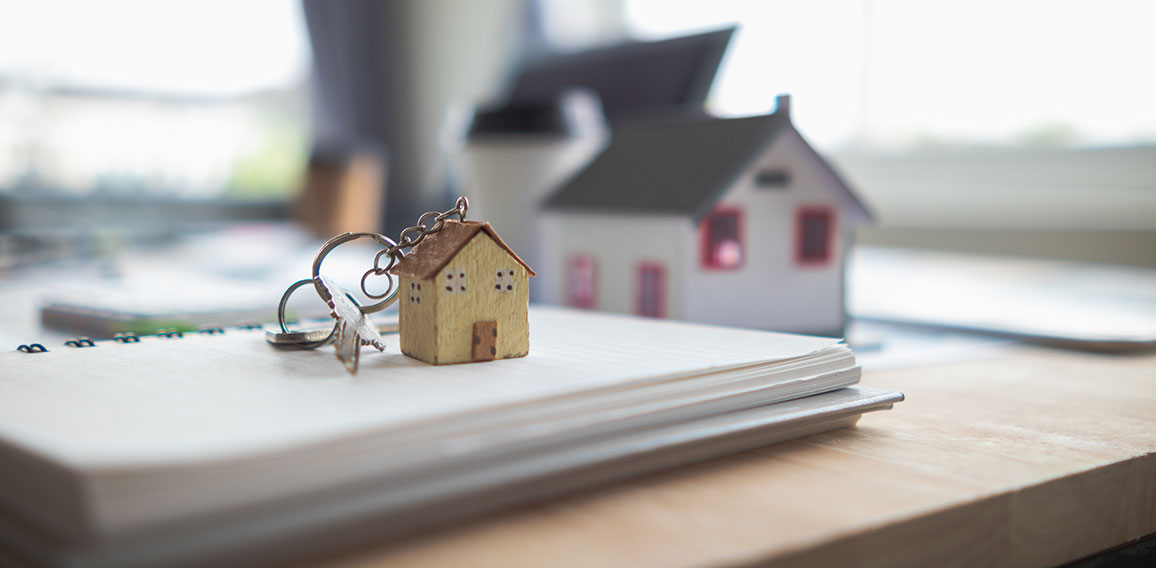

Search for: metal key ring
xmin=311 ymin=232 xmax=401 ymax=314
xmin=274 ymin=278 xmax=339 ymax=348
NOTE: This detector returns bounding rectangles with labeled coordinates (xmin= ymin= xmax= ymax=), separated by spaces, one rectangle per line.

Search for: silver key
xmin=317 ymin=274 xmax=385 ymax=374
xmin=264 ymin=326 xmax=336 ymax=347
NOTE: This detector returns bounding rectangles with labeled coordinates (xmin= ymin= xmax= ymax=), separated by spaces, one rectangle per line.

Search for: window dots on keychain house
xmin=445 ymin=269 xmax=467 ymax=293
xmin=495 ymin=269 xmax=516 ymax=292
xmin=409 ymin=282 xmax=423 ymax=304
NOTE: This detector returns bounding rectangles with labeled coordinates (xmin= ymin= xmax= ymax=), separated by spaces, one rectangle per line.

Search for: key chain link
xmin=362 ymin=196 xmax=468 ymax=297
xmin=269 ymin=197 xmax=469 ymax=349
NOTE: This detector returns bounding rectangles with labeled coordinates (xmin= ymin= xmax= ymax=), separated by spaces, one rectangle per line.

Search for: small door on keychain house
xmin=472 ymin=320 xmax=497 ymax=361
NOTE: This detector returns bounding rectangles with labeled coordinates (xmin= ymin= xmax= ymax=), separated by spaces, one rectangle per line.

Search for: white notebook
xmin=0 ymin=307 xmax=900 ymax=567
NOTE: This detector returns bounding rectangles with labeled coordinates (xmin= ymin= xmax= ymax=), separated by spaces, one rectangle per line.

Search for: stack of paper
xmin=0 ymin=308 xmax=901 ymax=567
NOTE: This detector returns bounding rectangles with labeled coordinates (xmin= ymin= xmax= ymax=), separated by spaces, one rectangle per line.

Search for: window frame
xmin=755 ymin=169 xmax=791 ymax=189
xmin=699 ymin=206 xmax=745 ymax=270
xmin=495 ymin=268 xmax=517 ymax=293
xmin=566 ymin=254 xmax=597 ymax=309
xmin=635 ymin=261 xmax=667 ymax=318
xmin=795 ymin=206 xmax=836 ymax=266
xmin=443 ymin=268 xmax=468 ymax=294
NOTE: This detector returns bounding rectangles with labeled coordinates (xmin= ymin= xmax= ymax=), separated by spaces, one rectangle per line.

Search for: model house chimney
xmin=775 ymin=94 xmax=791 ymax=117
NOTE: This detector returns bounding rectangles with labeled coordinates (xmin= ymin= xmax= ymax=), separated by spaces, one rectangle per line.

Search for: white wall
xmin=683 ymin=130 xmax=847 ymax=335
xmin=539 ymin=212 xmax=691 ymax=318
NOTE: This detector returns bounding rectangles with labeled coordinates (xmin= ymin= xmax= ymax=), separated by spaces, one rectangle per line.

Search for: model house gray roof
xmin=542 ymin=109 xmax=871 ymax=222
xmin=509 ymin=28 xmax=734 ymax=123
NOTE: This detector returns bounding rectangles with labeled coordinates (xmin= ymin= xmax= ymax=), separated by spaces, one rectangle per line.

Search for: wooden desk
xmin=324 ymin=346 xmax=1156 ymax=567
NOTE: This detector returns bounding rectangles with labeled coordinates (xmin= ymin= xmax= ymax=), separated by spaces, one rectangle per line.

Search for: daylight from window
xmin=0 ymin=0 xmax=310 ymax=198
xmin=625 ymin=0 xmax=1156 ymax=151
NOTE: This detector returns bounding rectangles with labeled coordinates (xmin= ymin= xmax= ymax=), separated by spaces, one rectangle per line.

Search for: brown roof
xmin=388 ymin=220 xmax=536 ymax=280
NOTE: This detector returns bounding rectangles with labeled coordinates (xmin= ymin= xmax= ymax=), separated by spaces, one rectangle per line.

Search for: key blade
xmin=335 ymin=318 xmax=361 ymax=374
xmin=317 ymin=274 xmax=386 ymax=351
xmin=316 ymin=274 xmax=387 ymax=375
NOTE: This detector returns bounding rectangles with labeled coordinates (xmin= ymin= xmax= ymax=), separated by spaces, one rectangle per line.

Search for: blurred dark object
xmin=0 ymin=195 xmax=287 ymax=231
xmin=461 ymin=27 xmax=735 ymax=141
xmin=295 ymin=150 xmax=385 ymax=237
xmin=507 ymin=27 xmax=734 ymax=123
xmin=301 ymin=1 xmax=400 ymax=162
xmin=303 ymin=0 xmax=534 ymax=235
xmin=467 ymin=99 xmax=579 ymax=138
xmin=302 ymin=0 xmax=408 ymax=233
xmin=301 ymin=3 xmax=731 ymax=235
xmin=1065 ymin=533 xmax=1156 ymax=568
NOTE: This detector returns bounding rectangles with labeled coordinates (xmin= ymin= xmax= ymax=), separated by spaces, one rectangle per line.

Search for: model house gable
xmin=390 ymin=220 xmax=535 ymax=282
xmin=700 ymin=125 xmax=863 ymax=273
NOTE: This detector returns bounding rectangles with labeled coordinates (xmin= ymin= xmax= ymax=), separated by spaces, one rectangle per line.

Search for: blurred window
xmin=635 ymin=262 xmax=666 ymax=318
xmin=796 ymin=208 xmax=834 ymax=265
xmin=702 ymin=208 xmax=743 ymax=269
xmin=0 ymin=0 xmax=310 ymax=203
xmin=755 ymin=169 xmax=790 ymax=189
xmin=567 ymin=254 xmax=597 ymax=308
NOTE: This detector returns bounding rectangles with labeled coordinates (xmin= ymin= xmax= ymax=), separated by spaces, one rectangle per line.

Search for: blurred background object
xmin=1 ymin=0 xmax=1154 ymax=344
xmin=2 ymin=5 xmax=1155 ymax=564
xmin=0 ymin=0 xmax=309 ymax=234
xmin=447 ymin=27 xmax=740 ymax=292
xmin=3 ymin=0 xmax=1154 ymax=263
xmin=451 ymin=89 xmax=607 ymax=295
xmin=295 ymin=149 xmax=385 ymax=237
xmin=503 ymin=26 xmax=733 ymax=122
xmin=621 ymin=0 xmax=1156 ymax=267
xmin=301 ymin=0 xmax=529 ymax=233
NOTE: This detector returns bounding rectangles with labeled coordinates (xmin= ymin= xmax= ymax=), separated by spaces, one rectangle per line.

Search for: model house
xmin=457 ymin=28 xmax=735 ymax=302
xmin=539 ymin=95 xmax=870 ymax=336
xmin=390 ymin=220 xmax=535 ymax=364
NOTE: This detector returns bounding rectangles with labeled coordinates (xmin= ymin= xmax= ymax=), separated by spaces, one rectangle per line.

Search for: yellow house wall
xmin=403 ymin=234 xmax=530 ymax=365
xmin=397 ymin=274 xmax=439 ymax=363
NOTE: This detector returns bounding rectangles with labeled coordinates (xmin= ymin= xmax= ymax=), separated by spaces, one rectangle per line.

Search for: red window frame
xmin=699 ymin=207 xmax=745 ymax=270
xmin=566 ymin=254 xmax=597 ymax=309
xmin=795 ymin=206 xmax=836 ymax=266
xmin=635 ymin=262 xmax=667 ymax=318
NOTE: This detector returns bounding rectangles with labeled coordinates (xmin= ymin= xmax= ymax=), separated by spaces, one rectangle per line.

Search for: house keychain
xmin=268 ymin=197 xmax=535 ymax=373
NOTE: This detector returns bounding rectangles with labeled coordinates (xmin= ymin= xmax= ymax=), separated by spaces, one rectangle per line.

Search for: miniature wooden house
xmin=389 ymin=220 xmax=535 ymax=365
xmin=539 ymin=95 xmax=871 ymax=337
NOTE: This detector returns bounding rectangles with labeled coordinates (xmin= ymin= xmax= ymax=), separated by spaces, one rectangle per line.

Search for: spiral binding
xmin=14 ymin=324 xmax=261 ymax=353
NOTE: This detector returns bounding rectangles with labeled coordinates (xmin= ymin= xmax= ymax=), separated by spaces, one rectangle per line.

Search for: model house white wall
xmin=542 ymin=133 xmax=851 ymax=335
xmin=683 ymin=130 xmax=847 ymax=334
xmin=539 ymin=212 xmax=692 ymax=318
